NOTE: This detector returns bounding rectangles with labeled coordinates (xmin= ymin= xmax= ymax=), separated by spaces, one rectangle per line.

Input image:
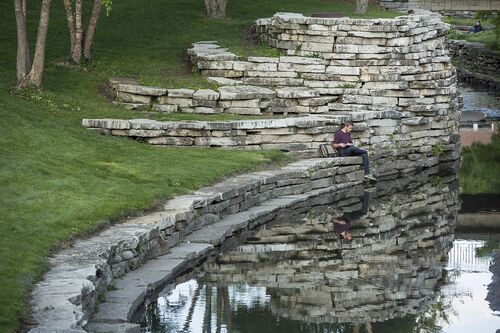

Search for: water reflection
xmin=141 ymin=170 xmax=481 ymax=332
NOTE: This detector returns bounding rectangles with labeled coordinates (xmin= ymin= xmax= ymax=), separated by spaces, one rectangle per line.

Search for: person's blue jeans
xmin=340 ymin=145 xmax=370 ymax=175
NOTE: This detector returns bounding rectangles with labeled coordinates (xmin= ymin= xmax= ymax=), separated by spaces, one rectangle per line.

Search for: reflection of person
xmin=469 ymin=20 xmax=482 ymax=33
xmin=332 ymin=191 xmax=371 ymax=241
xmin=331 ymin=121 xmax=376 ymax=181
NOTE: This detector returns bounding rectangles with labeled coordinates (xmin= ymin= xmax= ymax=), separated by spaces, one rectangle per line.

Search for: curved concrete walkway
xmin=28 ymin=157 xmax=364 ymax=333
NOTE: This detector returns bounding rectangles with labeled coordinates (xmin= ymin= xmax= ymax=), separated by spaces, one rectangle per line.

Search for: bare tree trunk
xmin=72 ymin=0 xmax=83 ymax=63
xmin=83 ymin=0 xmax=103 ymax=61
xmin=204 ymin=0 xmax=227 ymax=19
xmin=22 ymin=0 xmax=31 ymax=70
xmin=63 ymin=0 xmax=76 ymax=61
xmin=17 ymin=0 xmax=52 ymax=89
xmin=355 ymin=0 xmax=369 ymax=14
xmin=14 ymin=0 xmax=29 ymax=84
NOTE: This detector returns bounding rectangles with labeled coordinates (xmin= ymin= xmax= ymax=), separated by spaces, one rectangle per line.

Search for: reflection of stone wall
xmin=201 ymin=170 xmax=460 ymax=324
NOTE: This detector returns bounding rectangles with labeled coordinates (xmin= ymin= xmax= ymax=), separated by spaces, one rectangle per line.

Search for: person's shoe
xmin=364 ymin=174 xmax=377 ymax=181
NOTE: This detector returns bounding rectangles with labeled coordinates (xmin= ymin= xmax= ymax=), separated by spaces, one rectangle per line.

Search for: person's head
xmin=340 ymin=121 xmax=354 ymax=133
xmin=477 ymin=20 xmax=481 ymax=25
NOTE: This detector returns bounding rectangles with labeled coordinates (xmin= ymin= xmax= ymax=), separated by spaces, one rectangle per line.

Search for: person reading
xmin=331 ymin=121 xmax=376 ymax=181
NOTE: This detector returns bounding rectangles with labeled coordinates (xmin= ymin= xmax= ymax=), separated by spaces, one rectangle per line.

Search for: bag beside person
xmin=319 ymin=143 xmax=339 ymax=158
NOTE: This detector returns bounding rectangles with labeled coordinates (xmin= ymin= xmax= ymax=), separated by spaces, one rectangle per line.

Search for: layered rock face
xmin=447 ymin=39 xmax=500 ymax=91
xmin=201 ymin=170 xmax=460 ymax=324
xmin=85 ymin=11 xmax=461 ymax=176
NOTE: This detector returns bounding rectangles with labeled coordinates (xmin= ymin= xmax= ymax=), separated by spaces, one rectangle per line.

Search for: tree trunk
xmin=83 ymin=0 xmax=103 ymax=61
xmin=355 ymin=0 xmax=369 ymax=14
xmin=63 ymin=0 xmax=76 ymax=61
xmin=14 ymin=0 xmax=29 ymax=84
xmin=17 ymin=0 xmax=52 ymax=89
xmin=22 ymin=0 xmax=31 ymax=70
xmin=204 ymin=0 xmax=227 ymax=19
xmin=72 ymin=0 xmax=83 ymax=63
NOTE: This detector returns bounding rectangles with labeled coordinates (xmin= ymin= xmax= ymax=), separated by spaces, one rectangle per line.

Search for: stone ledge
xmin=28 ymin=158 xmax=363 ymax=332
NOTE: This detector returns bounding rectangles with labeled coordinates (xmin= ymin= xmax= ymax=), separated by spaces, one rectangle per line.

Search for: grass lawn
xmin=447 ymin=29 xmax=499 ymax=51
xmin=460 ymin=131 xmax=500 ymax=194
xmin=0 ymin=0 xmax=398 ymax=332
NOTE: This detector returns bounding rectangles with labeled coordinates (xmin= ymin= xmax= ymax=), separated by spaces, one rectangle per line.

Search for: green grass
xmin=443 ymin=16 xmax=476 ymax=26
xmin=447 ymin=29 xmax=500 ymax=51
xmin=0 ymin=1 xmax=399 ymax=332
xmin=460 ymin=131 xmax=500 ymax=194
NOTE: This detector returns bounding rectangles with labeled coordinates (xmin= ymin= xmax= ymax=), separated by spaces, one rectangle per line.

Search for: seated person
xmin=331 ymin=121 xmax=376 ymax=181
xmin=470 ymin=20 xmax=482 ymax=33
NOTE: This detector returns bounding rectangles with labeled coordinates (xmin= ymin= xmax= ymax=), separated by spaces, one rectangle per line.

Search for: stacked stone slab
xmin=379 ymin=0 xmax=500 ymax=12
xmin=110 ymin=79 xmax=336 ymax=116
xmin=27 ymin=158 xmax=364 ymax=332
xmin=83 ymin=116 xmax=348 ymax=153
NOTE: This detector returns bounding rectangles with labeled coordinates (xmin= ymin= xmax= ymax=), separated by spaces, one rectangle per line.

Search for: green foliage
xmin=253 ymin=43 xmax=286 ymax=58
xmin=443 ymin=16 xmax=476 ymax=26
xmin=102 ymin=0 xmax=112 ymax=16
xmin=446 ymin=11 xmax=500 ymax=51
xmin=432 ymin=143 xmax=445 ymax=156
xmin=447 ymin=29 xmax=499 ymax=51
xmin=460 ymin=131 xmax=500 ymax=194
xmin=431 ymin=176 xmax=443 ymax=188
xmin=476 ymin=240 xmax=500 ymax=257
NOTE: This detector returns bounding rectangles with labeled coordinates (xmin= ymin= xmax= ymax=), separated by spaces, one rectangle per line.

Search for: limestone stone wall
xmin=447 ymin=39 xmax=500 ymax=73
xmin=110 ymin=78 xmax=336 ymax=116
xmin=82 ymin=112 xmax=456 ymax=176
xmin=28 ymin=158 xmax=363 ymax=332
xmin=87 ymin=11 xmax=461 ymax=176
xmin=380 ymin=0 xmax=500 ymax=12
xmin=447 ymin=39 xmax=500 ymax=90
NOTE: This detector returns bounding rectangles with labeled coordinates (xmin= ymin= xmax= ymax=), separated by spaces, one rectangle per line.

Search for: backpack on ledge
xmin=319 ymin=144 xmax=339 ymax=158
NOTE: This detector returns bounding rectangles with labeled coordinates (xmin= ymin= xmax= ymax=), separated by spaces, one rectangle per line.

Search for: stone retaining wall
xmin=110 ymin=77 xmax=337 ymax=116
xmin=447 ymin=39 xmax=500 ymax=75
xmin=28 ymin=158 xmax=363 ymax=332
xmin=380 ymin=0 xmax=500 ymax=12
xmin=91 ymin=12 xmax=461 ymax=177
xmin=446 ymin=39 xmax=500 ymax=91
xmin=82 ymin=112 xmax=459 ymax=177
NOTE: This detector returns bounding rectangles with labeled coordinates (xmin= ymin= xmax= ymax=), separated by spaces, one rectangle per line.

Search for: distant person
xmin=331 ymin=121 xmax=376 ymax=181
xmin=470 ymin=20 xmax=482 ymax=33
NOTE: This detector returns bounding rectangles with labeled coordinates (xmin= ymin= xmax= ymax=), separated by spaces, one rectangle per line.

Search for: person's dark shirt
xmin=333 ymin=130 xmax=352 ymax=145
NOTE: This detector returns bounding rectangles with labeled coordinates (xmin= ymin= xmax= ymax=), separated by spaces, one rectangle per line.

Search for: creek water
xmin=459 ymin=85 xmax=500 ymax=121
xmin=138 ymin=170 xmax=500 ymax=333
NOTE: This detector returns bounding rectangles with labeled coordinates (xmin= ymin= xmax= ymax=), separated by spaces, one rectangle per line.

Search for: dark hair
xmin=339 ymin=121 xmax=354 ymax=130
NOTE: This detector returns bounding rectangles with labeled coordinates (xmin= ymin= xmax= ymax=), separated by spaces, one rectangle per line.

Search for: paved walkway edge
xmin=28 ymin=157 xmax=364 ymax=333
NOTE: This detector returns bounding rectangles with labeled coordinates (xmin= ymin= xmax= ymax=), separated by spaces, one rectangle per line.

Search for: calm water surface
xmin=459 ymin=85 xmax=500 ymax=119
xmin=140 ymin=171 xmax=499 ymax=333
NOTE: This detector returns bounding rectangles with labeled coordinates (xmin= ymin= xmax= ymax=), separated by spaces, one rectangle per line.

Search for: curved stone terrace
xmin=84 ymin=11 xmax=461 ymax=176
xmin=29 ymin=10 xmax=462 ymax=333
